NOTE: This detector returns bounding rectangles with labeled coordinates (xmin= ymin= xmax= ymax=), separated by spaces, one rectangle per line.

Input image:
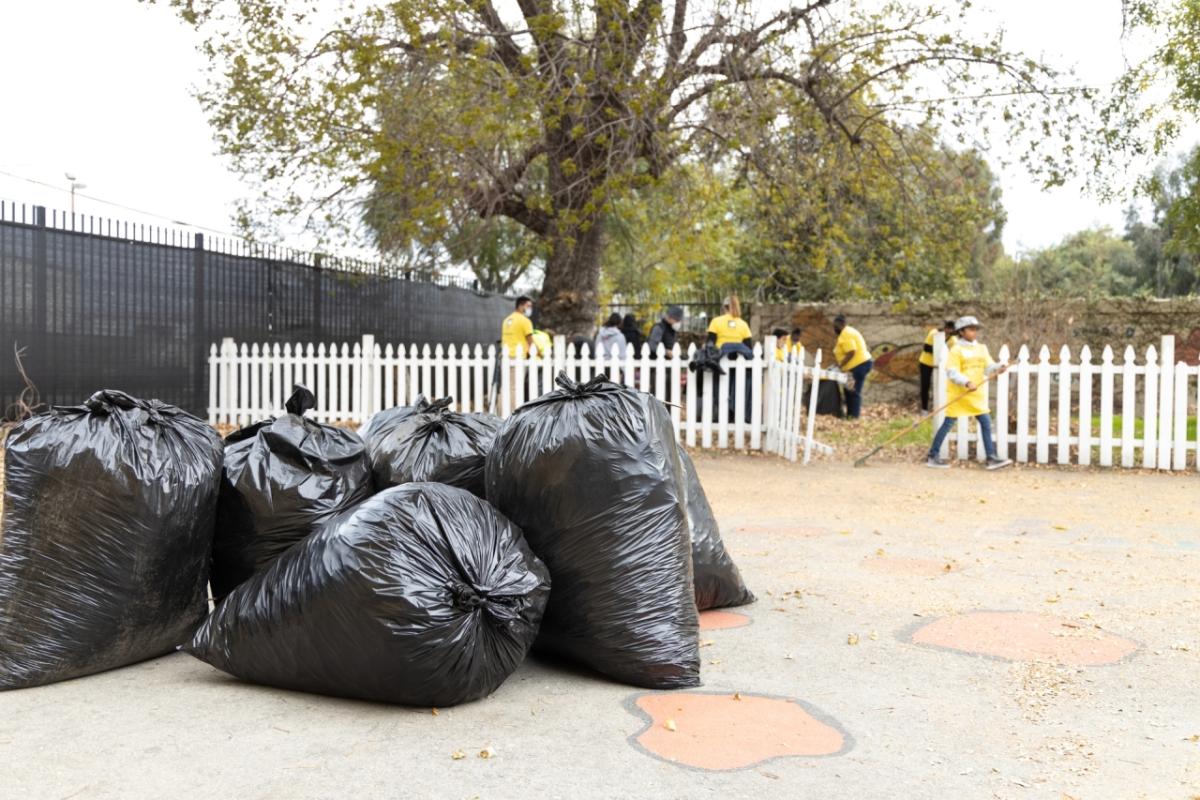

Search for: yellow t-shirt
xmin=834 ymin=326 xmax=870 ymax=370
xmin=944 ymin=341 xmax=994 ymax=418
xmin=919 ymin=329 xmax=957 ymax=367
xmin=708 ymin=314 xmax=752 ymax=349
xmin=775 ymin=342 xmax=803 ymax=362
xmin=502 ymin=311 xmax=533 ymax=356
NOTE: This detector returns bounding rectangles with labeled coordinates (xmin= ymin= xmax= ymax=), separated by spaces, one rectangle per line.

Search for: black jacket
xmin=646 ymin=318 xmax=678 ymax=355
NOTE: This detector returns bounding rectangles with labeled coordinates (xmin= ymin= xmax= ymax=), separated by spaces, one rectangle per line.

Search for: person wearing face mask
xmin=494 ymin=295 xmax=535 ymax=414
xmin=646 ymin=305 xmax=684 ymax=357
xmin=502 ymin=296 xmax=535 ymax=357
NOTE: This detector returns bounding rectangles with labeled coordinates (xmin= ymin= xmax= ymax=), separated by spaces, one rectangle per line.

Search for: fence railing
xmin=934 ymin=333 xmax=1200 ymax=471
xmin=207 ymin=335 xmax=843 ymax=458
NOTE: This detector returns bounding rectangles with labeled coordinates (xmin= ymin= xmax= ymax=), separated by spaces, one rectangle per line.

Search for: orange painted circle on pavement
xmin=909 ymin=611 xmax=1138 ymax=665
xmin=862 ymin=556 xmax=955 ymax=577
xmin=699 ymin=610 xmax=751 ymax=630
xmin=631 ymin=692 xmax=847 ymax=770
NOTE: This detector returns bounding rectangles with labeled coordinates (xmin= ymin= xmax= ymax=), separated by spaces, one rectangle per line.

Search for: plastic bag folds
xmin=362 ymin=396 xmax=501 ymax=498
xmin=210 ymin=385 xmax=372 ymax=598
xmin=186 ymin=482 xmax=550 ymax=707
xmin=486 ymin=373 xmax=699 ymax=689
xmin=0 ymin=390 xmax=222 ymax=689
xmin=678 ymin=448 xmax=755 ymax=610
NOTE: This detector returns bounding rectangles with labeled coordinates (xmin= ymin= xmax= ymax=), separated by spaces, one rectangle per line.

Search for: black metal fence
xmin=0 ymin=202 xmax=512 ymax=419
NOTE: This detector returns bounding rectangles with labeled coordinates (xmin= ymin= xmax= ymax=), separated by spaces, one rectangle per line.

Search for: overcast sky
xmin=0 ymin=1 xmax=1188 ymax=256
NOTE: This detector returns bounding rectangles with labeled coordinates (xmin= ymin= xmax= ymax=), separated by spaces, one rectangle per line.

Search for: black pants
xmin=919 ymin=363 xmax=933 ymax=412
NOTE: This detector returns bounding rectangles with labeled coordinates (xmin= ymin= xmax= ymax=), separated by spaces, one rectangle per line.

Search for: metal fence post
xmin=32 ymin=205 xmax=47 ymax=342
xmin=193 ymin=233 xmax=207 ymax=416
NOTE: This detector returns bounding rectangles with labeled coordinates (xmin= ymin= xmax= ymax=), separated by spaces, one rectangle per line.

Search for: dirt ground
xmin=1 ymin=431 xmax=1199 ymax=798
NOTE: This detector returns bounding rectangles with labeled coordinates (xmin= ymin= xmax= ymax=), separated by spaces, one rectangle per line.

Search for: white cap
xmin=955 ymin=315 xmax=981 ymax=330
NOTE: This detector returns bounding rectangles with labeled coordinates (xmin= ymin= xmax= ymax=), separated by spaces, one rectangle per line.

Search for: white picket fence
xmin=933 ymin=333 xmax=1200 ymax=470
xmin=207 ymin=335 xmax=844 ymax=460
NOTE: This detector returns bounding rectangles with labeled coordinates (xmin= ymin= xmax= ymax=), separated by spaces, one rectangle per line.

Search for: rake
xmin=853 ymin=367 xmax=1007 ymax=468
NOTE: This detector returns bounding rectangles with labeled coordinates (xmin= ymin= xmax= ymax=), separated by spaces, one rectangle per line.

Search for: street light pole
xmin=65 ymin=173 xmax=86 ymax=215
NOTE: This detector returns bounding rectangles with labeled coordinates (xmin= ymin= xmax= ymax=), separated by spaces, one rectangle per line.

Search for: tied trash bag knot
xmin=449 ymin=581 xmax=487 ymax=612
xmin=283 ymin=384 xmax=317 ymax=416
xmin=553 ymin=372 xmax=611 ymax=396
xmin=448 ymin=581 xmax=522 ymax=626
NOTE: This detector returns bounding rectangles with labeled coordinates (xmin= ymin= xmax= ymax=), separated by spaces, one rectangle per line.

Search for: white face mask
xmin=523 ymin=306 xmax=533 ymax=318
xmin=670 ymin=321 xmax=680 ymax=331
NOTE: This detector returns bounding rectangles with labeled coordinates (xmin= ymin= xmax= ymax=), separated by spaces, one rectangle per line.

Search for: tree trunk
xmin=538 ymin=215 xmax=604 ymax=339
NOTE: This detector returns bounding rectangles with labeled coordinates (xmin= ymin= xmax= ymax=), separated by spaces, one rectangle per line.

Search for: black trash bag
xmin=485 ymin=373 xmax=700 ymax=689
xmin=678 ymin=447 xmax=755 ymax=611
xmin=0 ymin=390 xmax=222 ymax=689
xmin=185 ymin=482 xmax=550 ymax=707
xmin=210 ymin=385 xmax=372 ymax=598
xmin=361 ymin=396 xmax=502 ymax=498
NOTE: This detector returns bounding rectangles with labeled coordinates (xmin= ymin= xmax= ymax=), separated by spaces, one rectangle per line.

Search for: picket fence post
xmin=1121 ymin=345 xmax=1136 ymax=468
xmin=1158 ymin=335 xmax=1175 ymax=470
xmin=1056 ymin=345 xmax=1072 ymax=465
xmin=1099 ymin=345 xmax=1115 ymax=468
xmin=1143 ymin=345 xmax=1159 ymax=469
xmin=1014 ymin=345 xmax=1031 ymax=463
xmin=1078 ymin=345 xmax=1093 ymax=467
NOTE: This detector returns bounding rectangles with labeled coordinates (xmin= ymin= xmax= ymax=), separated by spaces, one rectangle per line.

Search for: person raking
xmin=926 ymin=315 xmax=1012 ymax=470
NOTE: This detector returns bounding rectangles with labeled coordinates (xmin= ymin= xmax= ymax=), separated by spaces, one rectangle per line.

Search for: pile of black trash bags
xmin=0 ymin=376 xmax=753 ymax=705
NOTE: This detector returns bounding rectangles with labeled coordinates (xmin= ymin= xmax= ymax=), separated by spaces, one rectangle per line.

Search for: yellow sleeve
xmin=517 ymin=315 xmax=533 ymax=338
xmin=924 ymin=329 xmax=935 ymax=346
xmin=737 ymin=320 xmax=752 ymax=340
xmin=707 ymin=317 xmax=720 ymax=335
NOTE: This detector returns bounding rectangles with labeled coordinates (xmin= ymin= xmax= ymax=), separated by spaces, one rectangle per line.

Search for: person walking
xmin=646 ymin=305 xmax=683 ymax=356
xmin=706 ymin=296 xmax=753 ymax=349
xmin=595 ymin=313 xmax=627 ymax=358
xmin=919 ymin=319 xmax=958 ymax=412
xmin=833 ymin=314 xmax=873 ymax=419
xmin=926 ymin=315 xmax=1012 ymax=470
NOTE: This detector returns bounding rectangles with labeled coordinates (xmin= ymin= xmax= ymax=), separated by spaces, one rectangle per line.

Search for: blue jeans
xmin=845 ymin=360 xmax=873 ymax=419
xmin=929 ymin=413 xmax=997 ymax=459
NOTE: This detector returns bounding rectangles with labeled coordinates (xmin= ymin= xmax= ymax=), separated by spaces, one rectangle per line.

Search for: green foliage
xmin=987 ymin=228 xmax=1140 ymax=299
xmin=734 ymin=125 xmax=1006 ymax=300
xmin=1109 ymin=1 xmax=1200 ymax=167
xmin=156 ymin=0 xmax=1095 ymax=331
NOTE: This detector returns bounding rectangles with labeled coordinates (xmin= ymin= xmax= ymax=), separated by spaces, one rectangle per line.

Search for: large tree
xmin=161 ymin=0 xmax=1088 ymax=335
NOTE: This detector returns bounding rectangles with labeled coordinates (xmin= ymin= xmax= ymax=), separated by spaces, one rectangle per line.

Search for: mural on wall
xmin=870 ymin=342 xmax=923 ymax=385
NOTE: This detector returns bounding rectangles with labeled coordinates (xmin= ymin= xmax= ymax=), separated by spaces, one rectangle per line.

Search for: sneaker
xmin=925 ymin=456 xmax=950 ymax=469
xmin=985 ymin=457 xmax=1012 ymax=471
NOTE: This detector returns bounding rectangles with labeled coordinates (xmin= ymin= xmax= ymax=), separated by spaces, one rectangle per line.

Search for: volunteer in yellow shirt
xmin=832 ymin=314 xmax=872 ymax=419
xmin=774 ymin=327 xmax=803 ymax=362
xmin=918 ymin=319 xmax=958 ymax=412
xmin=772 ymin=328 xmax=791 ymax=362
xmin=706 ymin=296 xmax=753 ymax=349
xmin=502 ymin=296 xmax=534 ymax=357
xmin=925 ymin=315 xmax=1011 ymax=470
